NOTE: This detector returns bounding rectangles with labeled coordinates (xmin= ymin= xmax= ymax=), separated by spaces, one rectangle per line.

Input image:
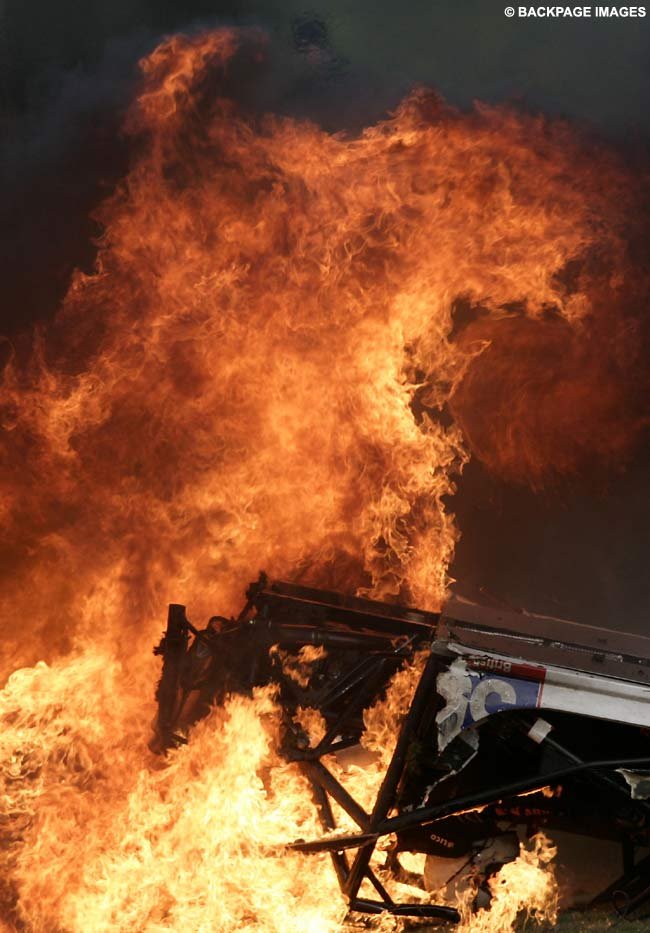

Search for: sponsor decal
xmin=460 ymin=664 xmax=545 ymax=726
xmin=466 ymin=655 xmax=546 ymax=682
xmin=429 ymin=832 xmax=455 ymax=848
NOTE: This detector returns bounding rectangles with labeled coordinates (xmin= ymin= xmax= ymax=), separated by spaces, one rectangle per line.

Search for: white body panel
xmin=447 ymin=641 xmax=650 ymax=730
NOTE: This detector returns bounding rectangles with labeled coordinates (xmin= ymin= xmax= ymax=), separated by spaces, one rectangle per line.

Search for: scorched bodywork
xmin=151 ymin=575 xmax=650 ymax=922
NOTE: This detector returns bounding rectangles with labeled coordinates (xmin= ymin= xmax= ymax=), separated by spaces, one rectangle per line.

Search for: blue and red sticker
xmin=461 ymin=656 xmax=546 ymax=726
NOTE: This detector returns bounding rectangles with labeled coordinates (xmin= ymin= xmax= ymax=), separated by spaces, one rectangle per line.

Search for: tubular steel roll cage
xmin=154 ymin=576 xmax=650 ymax=923
xmin=285 ymin=648 xmax=650 ymax=922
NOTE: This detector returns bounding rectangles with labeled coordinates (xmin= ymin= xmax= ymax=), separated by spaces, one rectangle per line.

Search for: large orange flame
xmin=1 ymin=27 xmax=645 ymax=931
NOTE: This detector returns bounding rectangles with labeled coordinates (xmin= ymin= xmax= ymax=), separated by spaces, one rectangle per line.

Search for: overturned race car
xmin=151 ymin=574 xmax=650 ymax=923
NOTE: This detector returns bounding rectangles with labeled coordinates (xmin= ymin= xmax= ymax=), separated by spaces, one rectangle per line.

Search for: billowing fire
xmin=456 ymin=834 xmax=558 ymax=933
xmin=0 ymin=26 xmax=645 ymax=931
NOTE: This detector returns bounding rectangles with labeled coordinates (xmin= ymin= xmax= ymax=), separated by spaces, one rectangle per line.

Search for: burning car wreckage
xmin=151 ymin=574 xmax=650 ymax=923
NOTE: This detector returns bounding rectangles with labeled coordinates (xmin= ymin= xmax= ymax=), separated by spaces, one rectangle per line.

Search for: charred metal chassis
xmin=153 ymin=575 xmax=650 ymax=923
xmin=291 ymin=645 xmax=461 ymax=922
xmin=287 ymin=647 xmax=650 ymax=921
